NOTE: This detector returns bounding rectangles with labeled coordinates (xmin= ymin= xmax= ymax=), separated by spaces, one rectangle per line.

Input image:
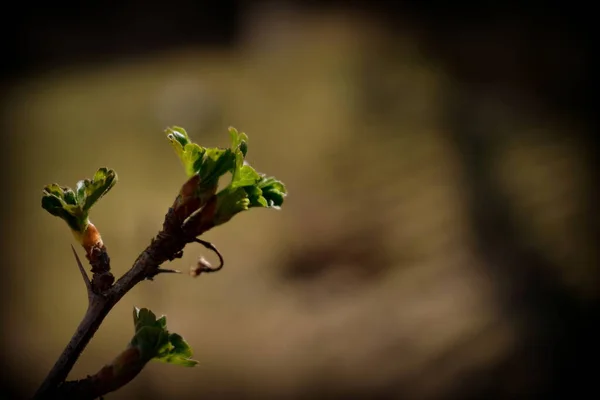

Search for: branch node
xmin=87 ymin=245 xmax=115 ymax=293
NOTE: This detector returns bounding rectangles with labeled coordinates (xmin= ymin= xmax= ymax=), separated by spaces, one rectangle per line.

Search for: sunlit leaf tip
xmin=228 ymin=126 xmax=249 ymax=155
xmin=165 ymin=126 xmax=192 ymax=148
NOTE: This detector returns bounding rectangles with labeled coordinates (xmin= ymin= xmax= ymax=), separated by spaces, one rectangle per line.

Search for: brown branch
xmin=87 ymin=244 xmax=114 ymax=293
xmin=33 ymin=207 xmax=200 ymax=399
xmin=33 ymin=297 xmax=112 ymax=399
xmin=54 ymin=346 xmax=149 ymax=400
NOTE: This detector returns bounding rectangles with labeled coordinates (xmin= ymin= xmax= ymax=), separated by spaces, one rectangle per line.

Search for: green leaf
xmin=44 ymin=183 xmax=65 ymax=198
xmin=154 ymin=333 xmax=198 ymax=367
xmin=83 ymin=168 xmax=117 ymax=211
xmin=166 ymin=127 xmax=204 ymax=177
xmin=229 ymin=126 xmax=240 ymax=148
xmin=198 ymin=147 xmax=235 ymax=187
xmin=166 ymin=125 xmax=287 ymax=231
xmin=213 ymin=187 xmax=250 ymax=226
xmin=41 ymin=194 xmax=82 ymax=232
xmin=187 ymin=143 xmax=206 ymax=177
xmin=75 ymin=179 xmax=88 ymax=204
xmin=41 ymin=168 xmax=117 ymax=234
xmin=230 ymin=150 xmax=244 ymax=184
xmin=131 ymin=307 xmax=198 ymax=367
xmin=168 ymin=126 xmax=192 ymax=148
xmin=131 ymin=326 xmax=169 ymax=362
xmin=42 ymin=185 xmax=86 ymax=232
xmin=133 ymin=307 xmax=161 ymax=332
xmin=248 ymin=193 xmax=268 ymax=208
xmin=63 ymin=188 xmax=78 ymax=205
xmin=257 ymin=176 xmax=287 ymax=208
xmin=41 ymin=193 xmax=64 ymax=215
xmin=228 ymin=126 xmax=248 ymax=151
xmin=231 ymin=164 xmax=260 ymax=189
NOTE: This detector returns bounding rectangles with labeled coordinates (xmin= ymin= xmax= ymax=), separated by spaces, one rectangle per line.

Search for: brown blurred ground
xmin=1 ymin=3 xmax=596 ymax=400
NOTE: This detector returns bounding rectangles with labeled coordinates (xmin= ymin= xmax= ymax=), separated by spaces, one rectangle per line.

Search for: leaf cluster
xmin=131 ymin=308 xmax=198 ymax=367
xmin=41 ymin=168 xmax=117 ymax=232
xmin=166 ymin=126 xmax=287 ymax=227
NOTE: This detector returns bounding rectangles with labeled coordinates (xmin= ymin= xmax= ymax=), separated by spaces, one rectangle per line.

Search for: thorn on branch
xmin=71 ymin=245 xmax=93 ymax=303
xmin=147 ymin=268 xmax=181 ymax=281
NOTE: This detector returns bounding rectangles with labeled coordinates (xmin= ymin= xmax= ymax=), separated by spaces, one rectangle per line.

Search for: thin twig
xmin=147 ymin=268 xmax=182 ymax=280
xmin=35 ymin=202 xmax=229 ymax=398
xmin=71 ymin=245 xmax=93 ymax=304
xmin=33 ymin=297 xmax=110 ymax=399
xmin=193 ymin=238 xmax=224 ymax=273
xmin=34 ymin=208 xmax=189 ymax=399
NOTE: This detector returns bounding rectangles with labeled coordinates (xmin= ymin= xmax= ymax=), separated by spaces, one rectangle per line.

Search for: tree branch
xmin=53 ymin=346 xmax=149 ymax=400
xmin=33 ymin=297 xmax=112 ymax=399
xmin=35 ymin=125 xmax=287 ymax=398
xmin=34 ymin=208 xmax=193 ymax=399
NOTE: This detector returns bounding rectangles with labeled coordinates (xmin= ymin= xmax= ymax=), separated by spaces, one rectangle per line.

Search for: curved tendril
xmin=193 ymin=238 xmax=224 ymax=273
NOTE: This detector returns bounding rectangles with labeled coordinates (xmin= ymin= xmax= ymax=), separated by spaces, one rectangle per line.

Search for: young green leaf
xmin=231 ymin=164 xmax=260 ymax=189
xmin=41 ymin=168 xmax=117 ymax=235
xmin=166 ymin=125 xmax=287 ymax=232
xmin=41 ymin=194 xmax=82 ymax=232
xmin=133 ymin=307 xmax=161 ymax=332
xmin=245 ymin=185 xmax=269 ymax=208
xmin=257 ymin=176 xmax=287 ymax=208
xmin=168 ymin=126 xmax=192 ymax=148
xmin=187 ymin=143 xmax=206 ymax=176
xmin=131 ymin=326 xmax=169 ymax=363
xmin=166 ymin=127 xmax=203 ymax=177
xmin=213 ymin=187 xmax=251 ymax=226
xmin=63 ymin=187 xmax=78 ymax=206
xmin=154 ymin=333 xmax=198 ymax=367
xmin=83 ymin=168 xmax=117 ymax=211
xmin=228 ymin=126 xmax=248 ymax=152
xmin=75 ymin=179 xmax=88 ymax=204
xmin=197 ymin=147 xmax=235 ymax=188
xmin=131 ymin=307 xmax=198 ymax=367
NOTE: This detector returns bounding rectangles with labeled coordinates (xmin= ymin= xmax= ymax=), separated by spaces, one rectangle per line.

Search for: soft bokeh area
xmin=2 ymin=4 xmax=596 ymax=399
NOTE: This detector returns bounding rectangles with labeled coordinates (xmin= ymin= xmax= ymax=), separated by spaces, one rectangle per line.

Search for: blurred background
xmin=1 ymin=1 xmax=596 ymax=399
